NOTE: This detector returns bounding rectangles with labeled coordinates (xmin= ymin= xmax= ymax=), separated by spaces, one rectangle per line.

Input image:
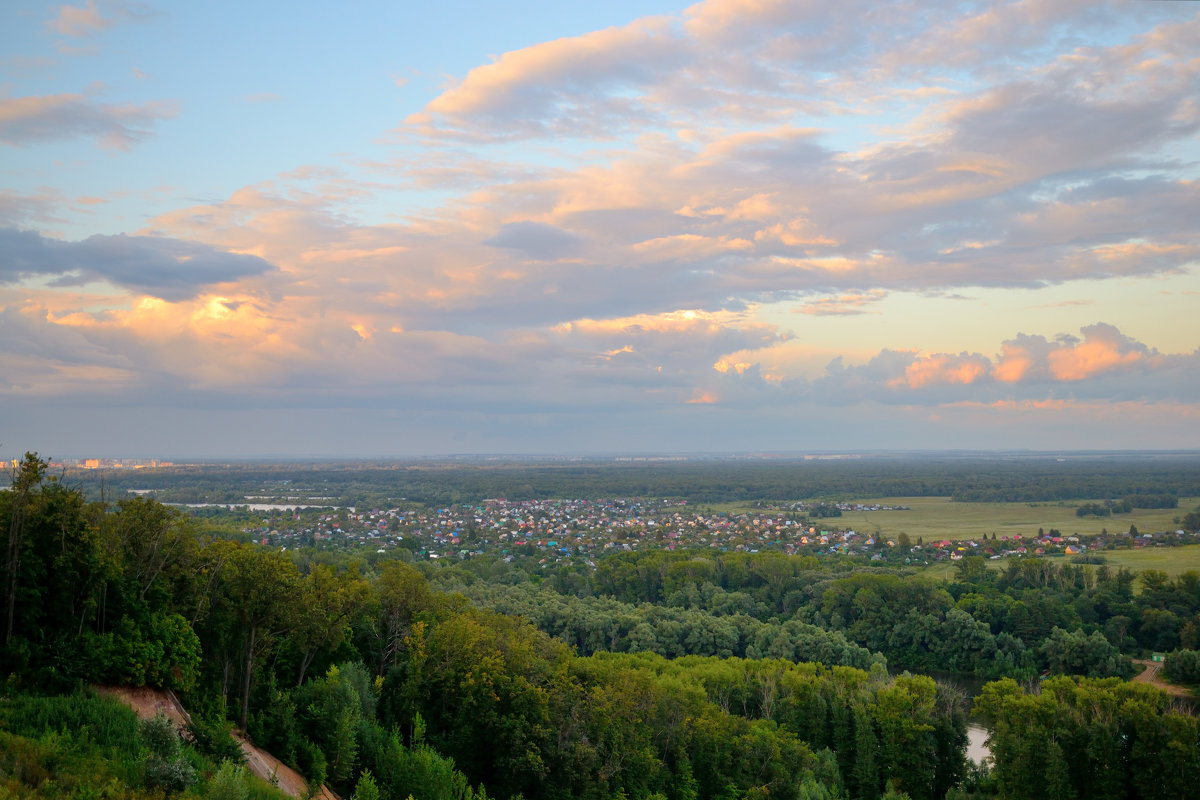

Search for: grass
xmin=1073 ymin=546 xmax=1200 ymax=579
xmin=0 ymin=689 xmax=292 ymax=800
xmin=918 ymin=543 xmax=1200 ymax=583
xmin=833 ymin=496 xmax=1198 ymax=542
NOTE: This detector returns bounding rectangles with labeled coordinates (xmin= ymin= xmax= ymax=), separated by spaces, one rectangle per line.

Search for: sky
xmin=2 ymin=0 xmax=1199 ymax=459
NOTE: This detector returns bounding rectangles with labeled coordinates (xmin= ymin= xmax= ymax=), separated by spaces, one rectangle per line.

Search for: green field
xmin=1089 ymin=545 xmax=1200 ymax=577
xmin=834 ymin=496 xmax=1199 ymax=542
xmin=920 ymin=543 xmax=1200 ymax=583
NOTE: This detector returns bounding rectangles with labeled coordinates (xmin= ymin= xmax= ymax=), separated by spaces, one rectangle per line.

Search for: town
xmin=224 ymin=495 xmax=1198 ymax=565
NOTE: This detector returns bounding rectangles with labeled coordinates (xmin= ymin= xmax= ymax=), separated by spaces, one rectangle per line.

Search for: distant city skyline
xmin=3 ymin=0 xmax=1199 ymax=459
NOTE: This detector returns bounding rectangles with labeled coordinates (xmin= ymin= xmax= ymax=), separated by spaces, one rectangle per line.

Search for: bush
xmin=1164 ymin=649 xmax=1200 ymax=684
xmin=139 ymin=710 xmax=197 ymax=793
xmin=188 ymin=716 xmax=246 ymax=765
xmin=144 ymin=752 xmax=198 ymax=792
xmin=207 ymin=759 xmax=250 ymax=800
xmin=140 ymin=711 xmax=181 ymax=759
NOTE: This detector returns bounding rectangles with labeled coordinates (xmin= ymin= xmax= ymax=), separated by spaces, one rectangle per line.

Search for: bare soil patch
xmin=97 ymin=685 xmax=338 ymax=799
xmin=1131 ymin=659 xmax=1194 ymax=698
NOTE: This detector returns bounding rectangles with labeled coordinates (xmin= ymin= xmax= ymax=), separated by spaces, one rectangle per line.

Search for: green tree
xmin=2 ymin=453 xmax=47 ymax=646
xmin=218 ymin=544 xmax=301 ymax=728
xmin=291 ymin=564 xmax=370 ymax=685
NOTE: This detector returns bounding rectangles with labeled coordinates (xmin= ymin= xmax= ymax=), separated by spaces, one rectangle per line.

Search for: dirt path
xmin=234 ymin=731 xmax=339 ymax=800
xmin=97 ymin=686 xmax=338 ymax=800
xmin=1131 ymin=659 xmax=1194 ymax=697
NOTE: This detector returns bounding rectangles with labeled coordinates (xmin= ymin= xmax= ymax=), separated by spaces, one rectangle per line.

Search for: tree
xmin=367 ymin=561 xmax=432 ymax=676
xmin=217 ymin=544 xmax=301 ymax=729
xmin=107 ymin=497 xmax=196 ymax=609
xmin=352 ymin=770 xmax=380 ymax=800
xmin=2 ymin=453 xmax=47 ymax=646
xmin=1041 ymin=627 xmax=1133 ymax=679
xmin=290 ymin=564 xmax=370 ymax=685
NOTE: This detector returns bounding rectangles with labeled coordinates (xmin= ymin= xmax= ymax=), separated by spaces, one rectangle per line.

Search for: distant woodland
xmin=64 ymin=453 xmax=1200 ymax=507
xmin=3 ymin=452 xmax=1200 ymax=800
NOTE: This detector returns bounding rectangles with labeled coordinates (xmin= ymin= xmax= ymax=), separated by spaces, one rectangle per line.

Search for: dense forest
xmin=434 ymin=547 xmax=1200 ymax=681
xmin=3 ymin=453 xmax=1200 ymax=800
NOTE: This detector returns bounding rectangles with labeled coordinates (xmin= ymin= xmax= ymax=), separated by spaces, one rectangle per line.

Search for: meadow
xmin=919 ymin=542 xmax=1200 ymax=583
xmin=836 ymin=496 xmax=1199 ymax=542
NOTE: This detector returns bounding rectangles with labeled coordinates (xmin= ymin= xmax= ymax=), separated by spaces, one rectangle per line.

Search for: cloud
xmin=0 ymin=227 xmax=275 ymax=301
xmin=1045 ymin=324 xmax=1151 ymax=381
xmin=144 ymin=5 xmax=1200 ymax=343
xmin=403 ymin=0 xmax=1198 ymax=150
xmin=47 ymin=1 xmax=113 ymax=38
xmin=0 ymin=190 xmax=69 ymax=228
xmin=410 ymin=17 xmax=687 ymax=139
xmin=10 ymin=2 xmax=1197 ymax=453
xmin=796 ymin=290 xmax=887 ymax=316
xmin=484 ymin=221 xmax=583 ymax=261
xmin=46 ymin=1 xmax=154 ymax=39
xmin=890 ymin=352 xmax=992 ymax=389
xmin=791 ymin=323 xmax=1197 ymax=406
xmin=0 ymin=91 xmax=177 ymax=149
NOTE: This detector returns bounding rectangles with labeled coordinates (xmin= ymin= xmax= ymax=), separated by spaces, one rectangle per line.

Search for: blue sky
xmin=2 ymin=0 xmax=1199 ymax=458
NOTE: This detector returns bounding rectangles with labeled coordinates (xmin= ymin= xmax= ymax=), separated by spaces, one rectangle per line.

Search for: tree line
xmin=64 ymin=455 xmax=1200 ymax=507
xmin=440 ymin=548 xmax=1200 ymax=682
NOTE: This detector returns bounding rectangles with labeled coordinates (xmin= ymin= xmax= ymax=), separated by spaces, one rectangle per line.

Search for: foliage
xmin=207 ymin=760 xmax=251 ymax=800
xmin=187 ymin=715 xmax=246 ymax=765
xmin=1163 ymin=649 xmax=1200 ymax=684
xmin=0 ymin=689 xmax=258 ymax=800
xmin=139 ymin=711 xmax=197 ymax=792
xmin=975 ymin=676 xmax=1200 ymax=800
xmin=8 ymin=451 xmax=1200 ymax=800
xmin=1040 ymin=627 xmax=1135 ymax=679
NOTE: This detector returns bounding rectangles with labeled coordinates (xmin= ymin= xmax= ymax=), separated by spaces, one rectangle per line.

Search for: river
xmin=965 ymin=723 xmax=990 ymax=765
xmin=919 ymin=671 xmax=992 ymax=764
xmin=170 ymin=502 xmax=355 ymax=511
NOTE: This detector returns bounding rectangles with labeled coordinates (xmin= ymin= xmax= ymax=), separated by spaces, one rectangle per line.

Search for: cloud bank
xmin=2 ymin=0 xmax=1199 ymax=454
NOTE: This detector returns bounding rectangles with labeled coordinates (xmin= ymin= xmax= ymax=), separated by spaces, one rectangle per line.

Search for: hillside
xmin=99 ymin=686 xmax=338 ymax=800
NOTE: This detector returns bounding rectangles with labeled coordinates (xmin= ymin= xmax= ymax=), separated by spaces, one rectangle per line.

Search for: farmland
xmin=833 ymin=495 xmax=1198 ymax=541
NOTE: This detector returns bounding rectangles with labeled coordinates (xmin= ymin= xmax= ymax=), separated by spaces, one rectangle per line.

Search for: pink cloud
xmin=890 ymin=352 xmax=991 ymax=389
xmin=792 ymin=323 xmax=1195 ymax=407
xmin=412 ymin=17 xmax=685 ymax=137
xmin=46 ymin=1 xmax=112 ymax=38
xmin=1047 ymin=325 xmax=1149 ymax=381
xmin=992 ymin=341 xmax=1035 ymax=383
xmin=796 ymin=290 xmax=886 ymax=316
xmin=45 ymin=1 xmax=153 ymax=40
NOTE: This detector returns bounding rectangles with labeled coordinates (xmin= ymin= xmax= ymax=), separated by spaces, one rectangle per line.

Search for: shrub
xmin=140 ymin=710 xmax=197 ymax=793
xmin=207 ymin=759 xmax=250 ymax=800
xmin=188 ymin=716 xmax=246 ymax=765
xmin=140 ymin=711 xmax=181 ymax=759
xmin=144 ymin=752 xmax=198 ymax=792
